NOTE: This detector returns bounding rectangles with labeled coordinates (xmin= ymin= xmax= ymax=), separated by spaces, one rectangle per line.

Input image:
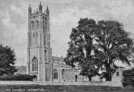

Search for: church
xmin=27 ymin=3 xmax=88 ymax=82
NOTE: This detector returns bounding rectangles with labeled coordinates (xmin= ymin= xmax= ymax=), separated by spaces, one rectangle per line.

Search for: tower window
xmin=36 ymin=21 xmax=39 ymax=29
xmin=45 ymin=50 xmax=47 ymax=60
xmin=45 ymin=21 xmax=47 ymax=25
xmin=45 ymin=18 xmax=47 ymax=24
xmin=32 ymin=57 xmax=38 ymax=71
xmin=31 ymin=21 xmax=34 ymax=29
xmin=33 ymin=32 xmax=35 ymax=37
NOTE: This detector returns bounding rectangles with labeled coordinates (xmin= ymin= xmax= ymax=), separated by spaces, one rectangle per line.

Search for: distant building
xmin=15 ymin=66 xmax=27 ymax=75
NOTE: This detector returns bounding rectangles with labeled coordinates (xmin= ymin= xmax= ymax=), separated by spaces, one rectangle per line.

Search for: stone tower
xmin=27 ymin=2 xmax=53 ymax=82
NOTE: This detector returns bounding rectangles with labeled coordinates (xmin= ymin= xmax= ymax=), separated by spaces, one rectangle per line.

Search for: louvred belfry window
xmin=31 ymin=21 xmax=34 ymax=29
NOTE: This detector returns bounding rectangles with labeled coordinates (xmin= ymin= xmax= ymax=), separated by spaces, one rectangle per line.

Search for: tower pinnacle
xmin=28 ymin=4 xmax=32 ymax=14
xmin=39 ymin=2 xmax=42 ymax=13
xmin=46 ymin=6 xmax=49 ymax=16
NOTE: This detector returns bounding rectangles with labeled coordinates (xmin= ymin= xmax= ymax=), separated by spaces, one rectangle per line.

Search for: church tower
xmin=27 ymin=2 xmax=53 ymax=81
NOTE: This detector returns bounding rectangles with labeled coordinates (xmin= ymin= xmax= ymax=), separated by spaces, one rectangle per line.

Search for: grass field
xmin=0 ymin=85 xmax=133 ymax=92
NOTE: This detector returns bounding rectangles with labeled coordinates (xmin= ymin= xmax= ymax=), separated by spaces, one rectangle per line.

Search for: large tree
xmin=64 ymin=18 xmax=134 ymax=81
xmin=0 ymin=45 xmax=18 ymax=76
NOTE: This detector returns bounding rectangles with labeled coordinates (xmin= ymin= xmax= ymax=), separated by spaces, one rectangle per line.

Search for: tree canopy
xmin=64 ymin=18 xmax=134 ymax=81
xmin=0 ymin=45 xmax=18 ymax=76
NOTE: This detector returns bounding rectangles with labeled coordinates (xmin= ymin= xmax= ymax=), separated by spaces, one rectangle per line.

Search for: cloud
xmin=0 ymin=1 xmax=28 ymax=66
xmin=51 ymin=7 xmax=92 ymax=57
xmin=10 ymin=5 xmax=22 ymax=14
xmin=2 ymin=12 xmax=16 ymax=30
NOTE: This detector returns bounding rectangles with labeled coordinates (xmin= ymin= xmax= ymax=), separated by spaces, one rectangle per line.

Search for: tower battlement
xmin=28 ymin=2 xmax=49 ymax=17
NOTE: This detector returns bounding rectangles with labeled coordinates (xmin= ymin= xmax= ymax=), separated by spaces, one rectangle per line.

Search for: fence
xmin=0 ymin=81 xmax=123 ymax=87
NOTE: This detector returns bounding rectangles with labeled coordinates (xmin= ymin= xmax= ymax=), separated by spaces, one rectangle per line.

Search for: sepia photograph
xmin=0 ymin=0 xmax=134 ymax=92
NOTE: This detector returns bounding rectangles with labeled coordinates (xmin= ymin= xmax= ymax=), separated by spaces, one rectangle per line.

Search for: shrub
xmin=0 ymin=74 xmax=37 ymax=81
xmin=122 ymin=68 xmax=134 ymax=87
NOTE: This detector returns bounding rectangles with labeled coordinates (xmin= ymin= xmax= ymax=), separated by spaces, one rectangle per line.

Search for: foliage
xmin=122 ymin=68 xmax=134 ymax=87
xmin=0 ymin=74 xmax=37 ymax=81
xmin=0 ymin=45 xmax=18 ymax=75
xmin=64 ymin=18 xmax=134 ymax=81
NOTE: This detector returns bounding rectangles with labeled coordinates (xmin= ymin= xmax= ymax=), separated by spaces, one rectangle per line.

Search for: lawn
xmin=0 ymin=85 xmax=133 ymax=92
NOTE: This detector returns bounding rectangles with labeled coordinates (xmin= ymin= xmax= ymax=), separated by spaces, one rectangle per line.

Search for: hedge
xmin=0 ymin=74 xmax=37 ymax=81
xmin=122 ymin=68 xmax=134 ymax=87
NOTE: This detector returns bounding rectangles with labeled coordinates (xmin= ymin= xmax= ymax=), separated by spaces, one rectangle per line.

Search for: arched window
xmin=45 ymin=50 xmax=47 ymax=60
xmin=75 ymin=75 xmax=78 ymax=82
xmin=36 ymin=21 xmax=39 ymax=29
xmin=43 ymin=21 xmax=45 ymax=31
xmin=33 ymin=32 xmax=38 ymax=38
xmin=31 ymin=21 xmax=34 ymax=29
xmin=53 ymin=69 xmax=58 ymax=79
xmin=33 ymin=32 xmax=35 ymax=37
xmin=62 ymin=69 xmax=65 ymax=81
xmin=32 ymin=57 xmax=38 ymax=71
xmin=45 ymin=18 xmax=47 ymax=25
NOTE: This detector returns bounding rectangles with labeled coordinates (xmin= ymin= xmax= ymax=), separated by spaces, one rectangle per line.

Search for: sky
xmin=0 ymin=0 xmax=134 ymax=66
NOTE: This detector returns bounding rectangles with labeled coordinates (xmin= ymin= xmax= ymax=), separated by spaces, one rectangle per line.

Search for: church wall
xmin=63 ymin=69 xmax=75 ymax=82
xmin=45 ymin=64 xmax=52 ymax=81
xmin=61 ymin=68 xmax=86 ymax=82
xmin=52 ymin=60 xmax=84 ymax=82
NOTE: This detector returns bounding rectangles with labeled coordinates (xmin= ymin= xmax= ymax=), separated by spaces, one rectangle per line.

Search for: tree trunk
xmin=105 ymin=61 xmax=112 ymax=81
xmin=88 ymin=76 xmax=92 ymax=81
xmin=105 ymin=73 xmax=112 ymax=81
